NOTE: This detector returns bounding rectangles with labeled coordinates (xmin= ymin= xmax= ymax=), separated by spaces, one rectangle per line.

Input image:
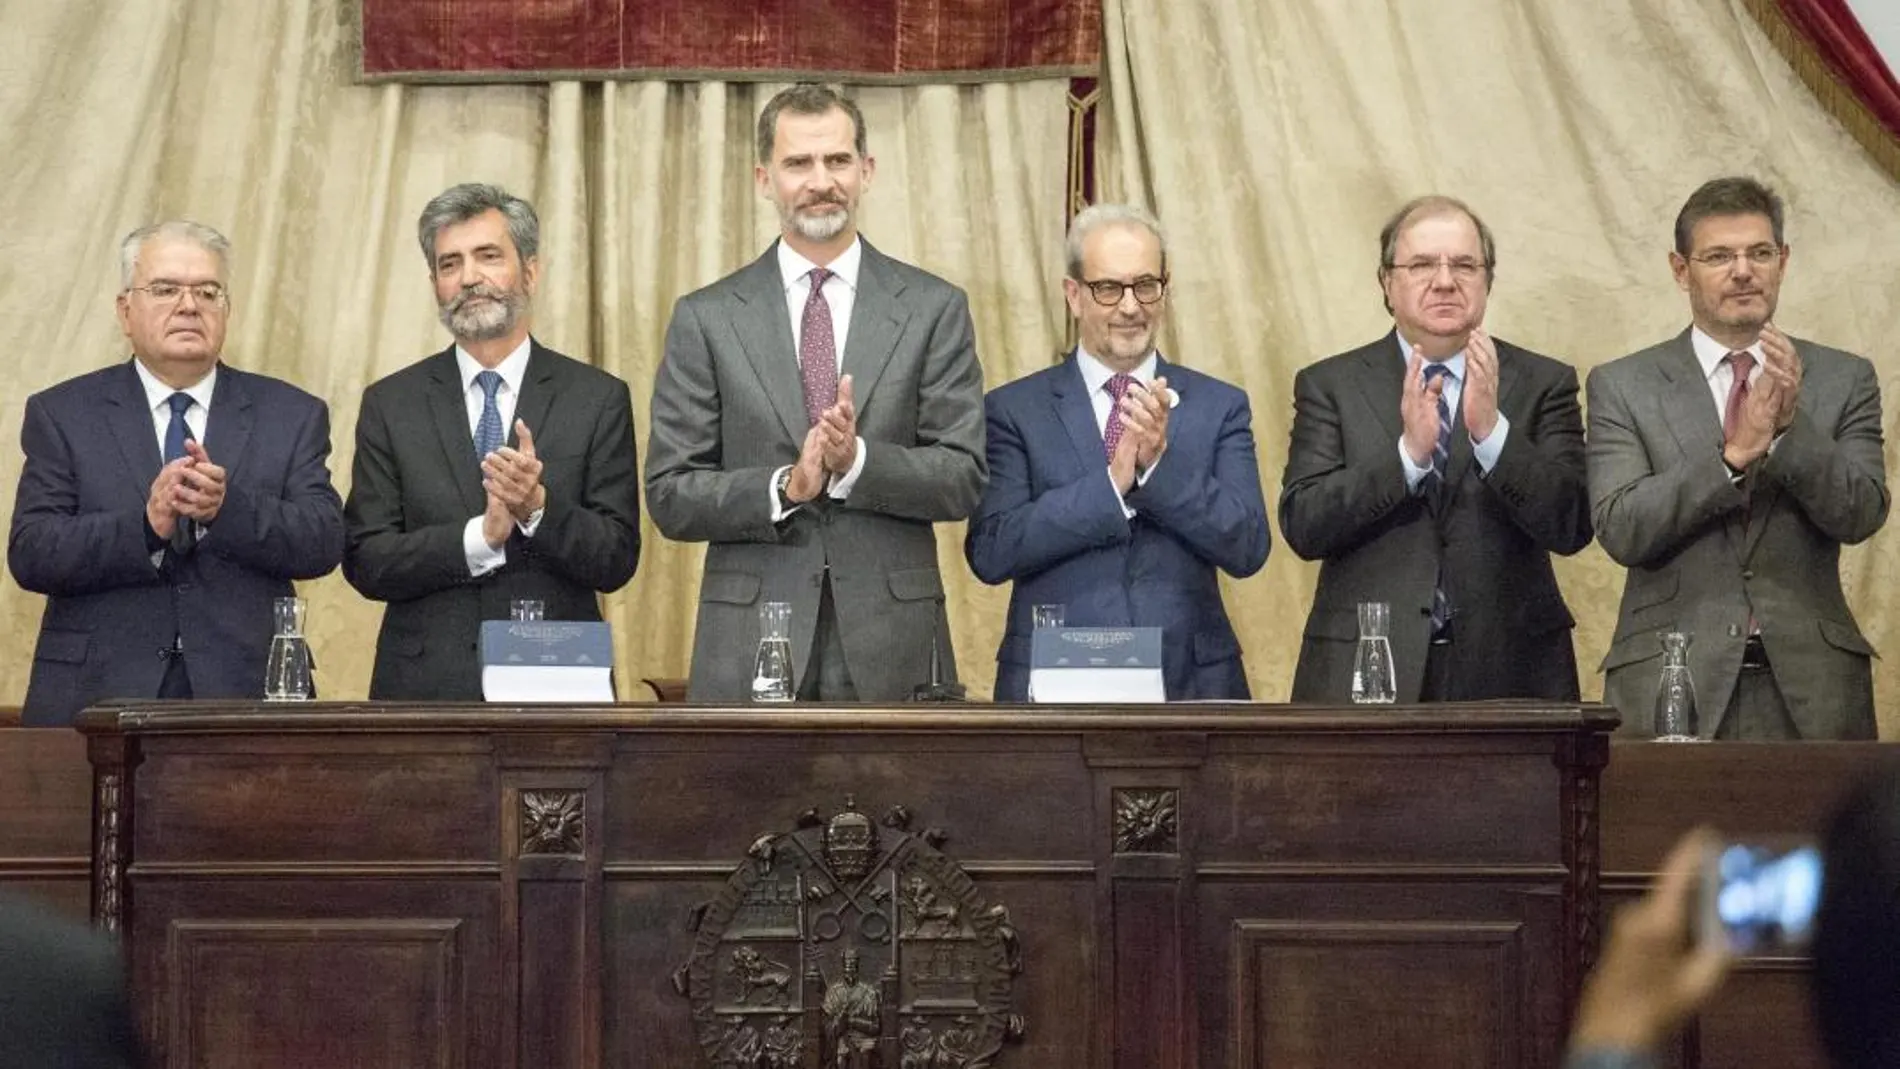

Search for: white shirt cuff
xmin=1399 ymin=438 xmax=1434 ymax=492
xmin=827 ymin=437 xmax=868 ymax=499
xmin=464 ymin=515 xmax=506 ymax=576
xmin=1471 ymin=412 xmax=1510 ymax=473
xmin=769 ymin=465 xmax=801 ymax=523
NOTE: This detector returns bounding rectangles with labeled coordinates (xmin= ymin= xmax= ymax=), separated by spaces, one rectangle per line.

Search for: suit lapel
xmin=1154 ymin=354 xmax=1184 ymax=454
xmin=1050 ymin=352 xmax=1106 ymax=470
xmin=511 ymin=341 xmax=558 ymax=449
xmin=1654 ymin=331 xmax=1750 ymax=556
xmin=1352 ymin=333 xmax=1407 ymax=449
xmin=424 ymin=348 xmax=488 ymax=515
xmin=104 ymin=360 xmax=163 ymax=498
xmin=841 ymin=241 xmax=907 ymax=418
xmin=730 ymin=246 xmax=811 ymax=445
xmin=202 ymin=366 xmax=254 ymax=477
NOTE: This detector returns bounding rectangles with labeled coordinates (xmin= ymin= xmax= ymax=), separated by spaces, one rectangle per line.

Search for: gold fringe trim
xmin=1742 ymin=0 xmax=1900 ymax=183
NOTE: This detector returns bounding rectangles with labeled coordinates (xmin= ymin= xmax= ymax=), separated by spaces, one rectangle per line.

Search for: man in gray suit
xmin=647 ymin=83 xmax=986 ymax=702
xmin=1589 ymin=176 xmax=1887 ymax=739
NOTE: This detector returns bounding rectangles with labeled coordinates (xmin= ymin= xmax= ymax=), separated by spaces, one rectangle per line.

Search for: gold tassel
xmin=1742 ymin=0 xmax=1900 ymax=183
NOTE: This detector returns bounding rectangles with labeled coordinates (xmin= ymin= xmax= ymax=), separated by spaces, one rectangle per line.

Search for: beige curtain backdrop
xmin=2 ymin=0 xmax=1898 ymax=729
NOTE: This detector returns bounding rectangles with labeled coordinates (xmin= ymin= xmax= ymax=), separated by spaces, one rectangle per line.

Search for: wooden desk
xmin=0 ymin=726 xmax=93 ymax=918
xmin=1601 ymin=741 xmax=1895 ymax=1069
xmin=80 ymin=701 xmax=1610 ymax=1069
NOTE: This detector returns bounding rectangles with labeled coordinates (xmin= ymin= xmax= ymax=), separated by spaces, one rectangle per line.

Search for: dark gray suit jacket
xmin=1587 ymin=329 xmax=1887 ymax=738
xmin=646 ymin=240 xmax=986 ymax=702
xmin=1281 ymin=331 xmax=1592 ymax=703
xmin=344 ymin=341 xmax=641 ymax=700
xmin=9 ymin=361 xmax=344 ymax=725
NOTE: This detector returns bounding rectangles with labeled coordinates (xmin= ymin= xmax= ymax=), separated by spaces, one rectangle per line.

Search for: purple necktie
xmin=800 ymin=267 xmax=838 ymax=425
xmin=1102 ymin=373 xmax=1136 ymax=460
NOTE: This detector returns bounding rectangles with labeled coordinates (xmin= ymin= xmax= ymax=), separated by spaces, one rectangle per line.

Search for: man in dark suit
xmin=10 ymin=221 xmax=345 ymax=726
xmin=965 ymin=203 xmax=1270 ymax=700
xmin=344 ymin=184 xmax=641 ymax=700
xmin=1281 ymin=195 xmax=1592 ymax=703
xmin=1588 ymin=177 xmax=1887 ymax=739
xmin=647 ymin=84 xmax=986 ymax=703
xmin=0 ymin=892 xmax=144 ymax=1067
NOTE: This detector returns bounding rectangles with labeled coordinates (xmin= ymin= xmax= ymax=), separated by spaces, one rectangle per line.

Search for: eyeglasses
xmin=1688 ymin=245 xmax=1783 ymax=270
xmin=1389 ymin=258 xmax=1487 ymax=284
xmin=127 ymin=281 xmax=228 ymax=307
xmin=1078 ymin=276 xmax=1168 ymax=306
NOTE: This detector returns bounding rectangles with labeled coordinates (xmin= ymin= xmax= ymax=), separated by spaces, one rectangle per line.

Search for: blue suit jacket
xmin=9 ymin=360 xmax=345 ymax=725
xmin=965 ymin=352 xmax=1270 ymax=700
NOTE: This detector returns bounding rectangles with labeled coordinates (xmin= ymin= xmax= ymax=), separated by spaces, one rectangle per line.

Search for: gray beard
xmin=788 ymin=206 xmax=850 ymax=244
xmin=440 ymin=292 xmax=526 ymax=342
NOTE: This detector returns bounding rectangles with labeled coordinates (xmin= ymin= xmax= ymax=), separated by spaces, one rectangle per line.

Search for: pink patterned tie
xmin=800 ymin=267 xmax=838 ymax=426
xmin=1101 ymin=373 xmax=1136 ymax=460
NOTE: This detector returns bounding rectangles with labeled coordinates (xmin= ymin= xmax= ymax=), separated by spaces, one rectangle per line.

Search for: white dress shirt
xmin=458 ymin=338 xmax=543 ymax=575
xmin=1394 ymin=334 xmax=1511 ymax=492
xmin=1075 ymin=346 xmax=1162 ymax=517
xmin=769 ymin=238 xmax=869 ymax=520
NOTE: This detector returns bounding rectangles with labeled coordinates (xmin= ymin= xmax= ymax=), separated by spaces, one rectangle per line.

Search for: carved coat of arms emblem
xmin=674 ymin=798 xmax=1025 ymax=1068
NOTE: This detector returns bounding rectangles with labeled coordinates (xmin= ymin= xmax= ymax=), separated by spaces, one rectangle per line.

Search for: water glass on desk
xmin=1350 ymin=601 xmax=1396 ymax=704
xmin=511 ymin=599 xmax=545 ymax=623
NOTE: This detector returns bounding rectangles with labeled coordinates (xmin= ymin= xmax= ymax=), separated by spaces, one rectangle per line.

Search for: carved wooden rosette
xmin=1111 ymin=788 xmax=1179 ymax=854
xmin=518 ymin=789 xmax=585 ymax=856
xmin=678 ymin=799 xmax=1025 ymax=1068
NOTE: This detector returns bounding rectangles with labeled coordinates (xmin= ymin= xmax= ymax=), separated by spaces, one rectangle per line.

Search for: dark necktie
xmin=800 ymin=267 xmax=839 ymax=425
xmin=164 ymin=392 xmax=194 ymax=462
xmin=1722 ymin=351 xmax=1755 ymax=442
xmin=474 ymin=370 xmax=504 ymax=460
xmin=1101 ymin=373 xmax=1136 ymax=460
xmin=1422 ymin=363 xmax=1453 ymax=636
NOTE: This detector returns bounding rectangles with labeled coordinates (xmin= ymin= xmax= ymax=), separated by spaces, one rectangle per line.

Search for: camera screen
xmin=1710 ymin=842 xmax=1824 ymax=955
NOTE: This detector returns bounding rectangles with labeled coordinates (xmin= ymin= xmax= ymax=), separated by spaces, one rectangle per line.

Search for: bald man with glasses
xmin=965 ymin=203 xmax=1270 ymax=701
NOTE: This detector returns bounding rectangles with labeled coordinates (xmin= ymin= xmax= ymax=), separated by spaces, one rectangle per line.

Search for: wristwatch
xmin=774 ymin=468 xmax=797 ymax=511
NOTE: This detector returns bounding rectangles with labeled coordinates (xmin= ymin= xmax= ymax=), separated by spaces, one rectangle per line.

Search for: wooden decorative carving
xmin=520 ymin=790 xmax=584 ymax=856
xmin=1113 ymin=788 xmax=1179 ymax=854
xmin=94 ymin=770 xmax=124 ymax=932
xmin=675 ymin=798 xmax=1026 ymax=1068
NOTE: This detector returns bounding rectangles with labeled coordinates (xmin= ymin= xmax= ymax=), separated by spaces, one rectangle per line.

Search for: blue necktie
xmin=473 ymin=370 xmax=504 ymax=461
xmin=1422 ymin=364 xmax=1453 ymax=636
xmin=164 ymin=392 xmax=194 ymax=462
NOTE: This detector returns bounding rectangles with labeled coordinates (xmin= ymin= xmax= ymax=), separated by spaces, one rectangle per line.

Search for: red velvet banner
xmin=1747 ymin=0 xmax=1900 ymax=178
xmin=358 ymin=0 xmax=1101 ymax=83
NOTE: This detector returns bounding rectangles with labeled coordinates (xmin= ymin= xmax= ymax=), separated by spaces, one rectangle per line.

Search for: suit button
xmin=1742 ymin=569 xmax=1754 ymax=581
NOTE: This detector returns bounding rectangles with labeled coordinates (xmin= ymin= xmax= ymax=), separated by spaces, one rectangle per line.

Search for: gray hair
xmin=756 ymin=83 xmax=869 ymax=165
xmin=416 ymin=183 xmax=540 ymax=269
xmin=1065 ymin=203 xmax=1168 ymax=279
xmin=1377 ymin=195 xmax=1497 ymax=273
xmin=119 ymin=221 xmax=231 ymax=290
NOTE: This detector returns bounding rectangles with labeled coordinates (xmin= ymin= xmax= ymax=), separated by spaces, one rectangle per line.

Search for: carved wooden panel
xmin=1232 ymin=920 xmax=1524 ymax=1069
xmin=165 ymin=919 xmax=462 ymax=1069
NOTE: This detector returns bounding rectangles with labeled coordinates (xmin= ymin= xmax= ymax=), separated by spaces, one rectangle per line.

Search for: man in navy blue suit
xmin=9 ymin=221 xmax=345 ymax=725
xmin=965 ymin=204 xmax=1271 ymax=701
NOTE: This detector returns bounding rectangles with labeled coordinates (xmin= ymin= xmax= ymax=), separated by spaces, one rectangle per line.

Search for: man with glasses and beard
xmin=646 ymin=84 xmax=985 ymax=702
xmin=1588 ymin=177 xmax=1886 ymax=739
xmin=10 ymin=221 xmax=344 ymax=724
xmin=964 ymin=203 xmax=1270 ymax=701
xmin=345 ymin=183 xmax=641 ymax=700
xmin=1281 ymin=195 xmax=1592 ymax=704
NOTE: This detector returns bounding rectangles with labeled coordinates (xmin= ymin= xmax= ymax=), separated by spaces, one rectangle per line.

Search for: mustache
xmin=446 ymin=284 xmax=509 ymax=313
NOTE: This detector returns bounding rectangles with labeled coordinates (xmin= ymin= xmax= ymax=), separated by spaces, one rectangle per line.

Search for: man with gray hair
xmin=9 ymin=220 xmax=345 ymax=724
xmin=344 ymin=183 xmax=641 ymax=700
xmin=965 ymin=203 xmax=1270 ymax=700
xmin=1280 ymin=194 xmax=1591 ymax=703
xmin=647 ymin=83 xmax=985 ymax=702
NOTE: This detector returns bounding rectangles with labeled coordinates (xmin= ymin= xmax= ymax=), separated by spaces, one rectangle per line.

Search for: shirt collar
xmin=456 ymin=336 xmax=533 ymax=395
xmin=777 ymin=237 xmax=863 ymax=293
xmin=1075 ymin=346 xmax=1158 ymax=394
xmin=1690 ymin=326 xmax=1764 ymax=381
xmin=1394 ymin=333 xmax=1466 ymax=380
xmin=133 ymin=358 xmax=217 ymax=413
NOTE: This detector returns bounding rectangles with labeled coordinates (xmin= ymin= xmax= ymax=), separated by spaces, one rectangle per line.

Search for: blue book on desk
xmin=1028 ymin=626 xmax=1165 ymax=703
xmin=479 ymin=621 xmax=616 ymax=702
